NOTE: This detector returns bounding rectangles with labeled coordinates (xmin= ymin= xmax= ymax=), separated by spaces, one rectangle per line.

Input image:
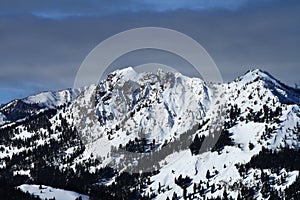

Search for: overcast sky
xmin=0 ymin=0 xmax=299 ymax=104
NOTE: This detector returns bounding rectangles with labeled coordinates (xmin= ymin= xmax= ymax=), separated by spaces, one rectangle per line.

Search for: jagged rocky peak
xmin=102 ymin=66 xmax=195 ymax=86
xmin=91 ymin=67 xmax=211 ymax=146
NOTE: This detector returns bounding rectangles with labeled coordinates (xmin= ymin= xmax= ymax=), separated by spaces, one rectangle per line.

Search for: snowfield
xmin=18 ymin=184 xmax=89 ymax=200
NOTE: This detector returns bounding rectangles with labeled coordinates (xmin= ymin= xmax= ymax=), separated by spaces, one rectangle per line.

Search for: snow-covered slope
xmin=18 ymin=184 xmax=89 ymax=200
xmin=1 ymin=67 xmax=300 ymax=200
xmin=80 ymin=68 xmax=209 ymax=146
xmin=0 ymin=88 xmax=81 ymax=125
xmin=22 ymin=88 xmax=81 ymax=108
xmin=143 ymin=69 xmax=300 ymax=199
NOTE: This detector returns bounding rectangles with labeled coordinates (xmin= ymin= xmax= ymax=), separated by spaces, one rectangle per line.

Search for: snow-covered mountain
xmin=0 ymin=88 xmax=81 ymax=125
xmin=0 ymin=67 xmax=300 ymax=200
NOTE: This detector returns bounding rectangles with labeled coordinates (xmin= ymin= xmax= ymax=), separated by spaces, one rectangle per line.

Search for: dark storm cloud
xmin=0 ymin=0 xmax=299 ymax=103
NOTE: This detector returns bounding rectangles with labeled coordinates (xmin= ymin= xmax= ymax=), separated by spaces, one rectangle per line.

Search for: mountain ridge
xmin=0 ymin=68 xmax=300 ymax=200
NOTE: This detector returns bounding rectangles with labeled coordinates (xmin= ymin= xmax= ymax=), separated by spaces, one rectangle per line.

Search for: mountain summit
xmin=0 ymin=68 xmax=300 ymax=200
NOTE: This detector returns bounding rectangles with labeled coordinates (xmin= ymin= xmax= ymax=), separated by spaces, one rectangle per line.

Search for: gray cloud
xmin=0 ymin=0 xmax=271 ymax=17
xmin=0 ymin=0 xmax=299 ymax=103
